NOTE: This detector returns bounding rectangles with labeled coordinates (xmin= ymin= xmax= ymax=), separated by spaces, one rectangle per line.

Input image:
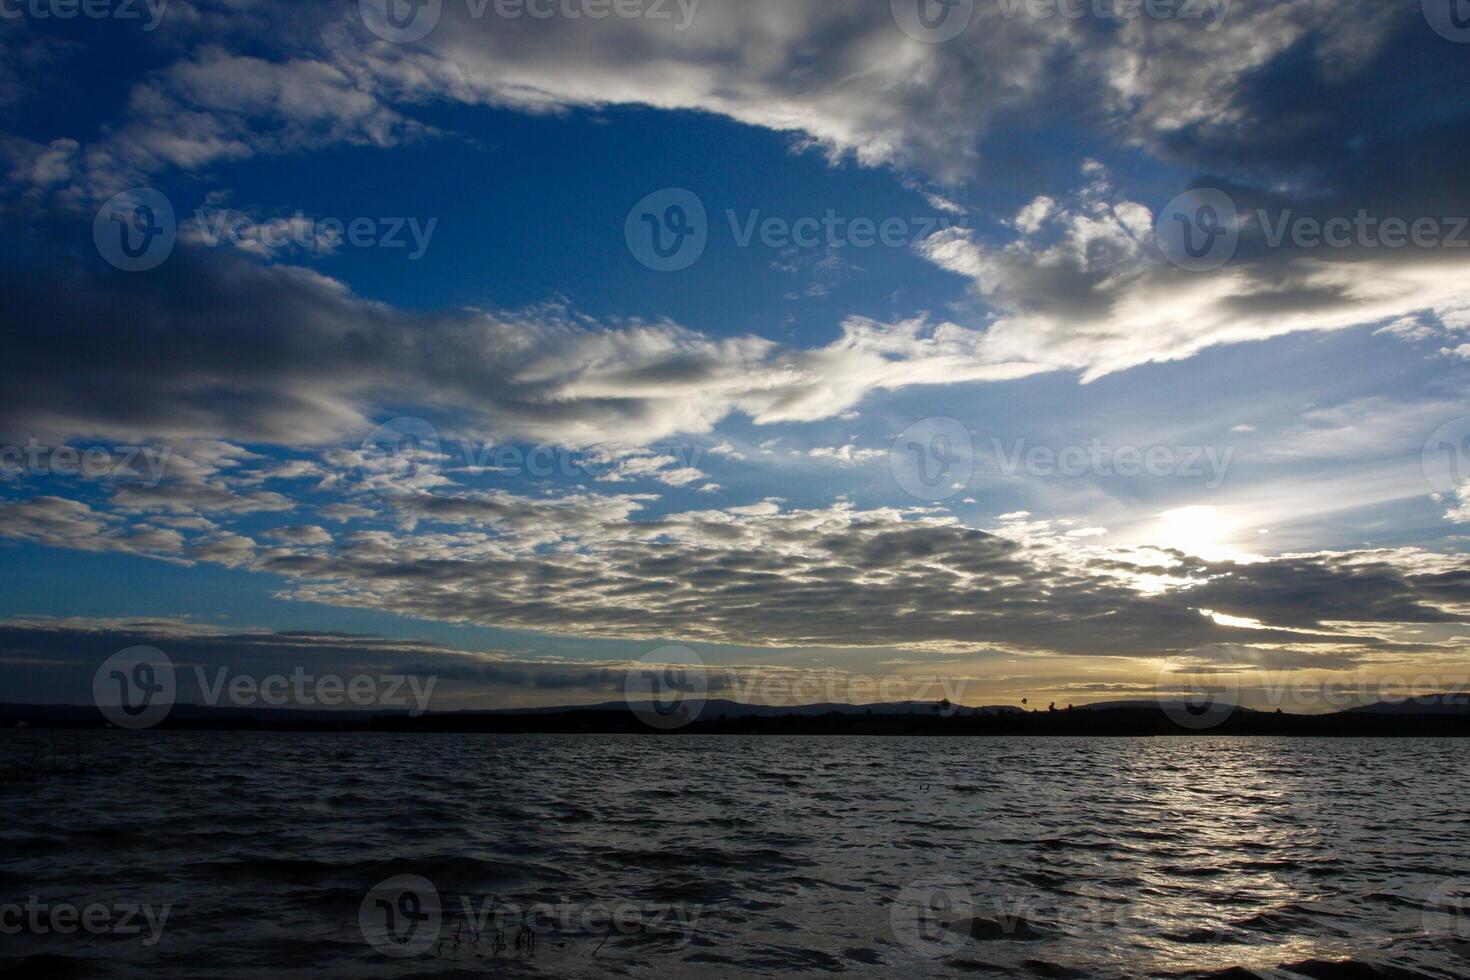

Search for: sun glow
xmin=1155 ymin=506 xmax=1256 ymax=561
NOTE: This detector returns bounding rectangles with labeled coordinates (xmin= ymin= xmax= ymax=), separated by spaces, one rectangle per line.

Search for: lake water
xmin=3 ymin=733 xmax=1469 ymax=978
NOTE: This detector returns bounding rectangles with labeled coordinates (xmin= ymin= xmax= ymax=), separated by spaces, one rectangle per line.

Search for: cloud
xmin=0 ymin=245 xmax=1044 ymax=451
xmin=591 ymin=448 xmax=709 ymax=487
xmin=264 ymin=525 xmax=333 ymax=546
xmin=3 ymin=0 xmax=1468 ymax=694
xmin=332 ymin=0 xmax=1417 ymax=184
xmin=0 ymin=617 xmax=988 ymax=710
xmin=6 ymin=3 xmax=1465 ymax=418
xmin=210 ymin=500 xmax=1470 ymax=655
xmin=809 ymin=445 xmax=884 ymax=466
xmin=915 ymin=163 xmax=1470 ymax=381
xmin=11 ymin=439 xmax=1461 ymax=658
xmin=1446 ymin=486 xmax=1470 ymax=525
xmin=0 ymin=616 xmax=632 ymax=709
xmin=27 ymin=45 xmax=423 ymax=201
xmin=0 ymin=496 xmax=185 ymax=557
xmin=10 ymin=1 xmax=1439 ymax=199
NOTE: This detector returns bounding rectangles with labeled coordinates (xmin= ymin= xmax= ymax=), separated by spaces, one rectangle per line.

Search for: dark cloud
xmin=249 ymin=500 xmax=1470 ymax=657
xmin=0 ymin=243 xmax=1026 ymax=450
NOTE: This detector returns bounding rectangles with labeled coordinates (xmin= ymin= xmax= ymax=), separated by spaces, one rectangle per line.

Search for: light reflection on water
xmin=2 ymin=733 xmax=1468 ymax=977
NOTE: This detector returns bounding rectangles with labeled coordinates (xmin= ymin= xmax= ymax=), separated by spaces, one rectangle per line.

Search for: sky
xmin=2 ymin=0 xmax=1469 ymax=714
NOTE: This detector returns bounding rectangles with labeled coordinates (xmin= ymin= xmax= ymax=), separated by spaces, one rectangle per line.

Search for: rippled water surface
xmin=4 ymin=733 xmax=1470 ymax=978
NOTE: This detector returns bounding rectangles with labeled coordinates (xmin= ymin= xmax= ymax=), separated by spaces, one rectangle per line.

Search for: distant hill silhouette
xmin=1343 ymin=693 xmax=1470 ymax=715
xmin=4 ymin=696 xmax=1469 ymax=736
xmin=495 ymin=698 xmax=1025 ymax=718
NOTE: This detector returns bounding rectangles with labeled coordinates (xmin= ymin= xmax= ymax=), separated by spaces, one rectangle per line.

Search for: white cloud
xmin=915 ymin=165 xmax=1470 ymax=382
xmin=809 ymin=445 xmax=884 ymax=466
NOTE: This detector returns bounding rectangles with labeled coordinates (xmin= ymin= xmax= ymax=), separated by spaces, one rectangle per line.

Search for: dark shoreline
xmin=5 ymin=702 xmax=1469 ymax=737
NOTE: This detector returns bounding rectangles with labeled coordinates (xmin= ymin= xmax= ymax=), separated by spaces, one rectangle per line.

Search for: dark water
xmin=3 ymin=733 xmax=1469 ymax=978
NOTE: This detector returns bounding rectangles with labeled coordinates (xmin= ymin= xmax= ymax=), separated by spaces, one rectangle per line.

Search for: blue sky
xmin=2 ymin=0 xmax=1469 ymax=711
